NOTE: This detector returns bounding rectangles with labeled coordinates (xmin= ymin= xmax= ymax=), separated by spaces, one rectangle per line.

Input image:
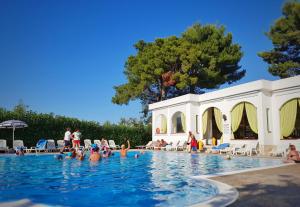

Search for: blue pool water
xmin=0 ymin=151 xmax=282 ymax=207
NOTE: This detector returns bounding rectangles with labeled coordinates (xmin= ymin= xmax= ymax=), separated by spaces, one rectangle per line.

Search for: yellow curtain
xmin=231 ymin=103 xmax=245 ymax=138
xmin=214 ymin=108 xmax=223 ymax=132
xmin=280 ymin=99 xmax=298 ymax=138
xmin=245 ymin=103 xmax=258 ymax=134
xmin=214 ymin=108 xmax=224 ymax=144
xmin=202 ymin=110 xmax=208 ymax=135
xmin=181 ymin=113 xmax=186 ymax=132
xmin=161 ymin=115 xmax=167 ymax=133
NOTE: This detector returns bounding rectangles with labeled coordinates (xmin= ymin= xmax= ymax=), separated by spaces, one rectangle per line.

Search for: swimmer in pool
xmin=15 ymin=147 xmax=24 ymax=156
xmin=89 ymin=146 xmax=101 ymax=162
xmin=66 ymin=148 xmax=76 ymax=159
xmin=120 ymin=140 xmax=130 ymax=157
xmin=77 ymin=149 xmax=85 ymax=161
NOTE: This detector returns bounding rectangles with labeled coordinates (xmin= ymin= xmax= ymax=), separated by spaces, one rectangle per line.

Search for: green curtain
xmin=202 ymin=110 xmax=208 ymax=135
xmin=231 ymin=103 xmax=245 ymax=138
xmin=245 ymin=103 xmax=258 ymax=134
xmin=181 ymin=113 xmax=186 ymax=132
xmin=214 ymin=108 xmax=223 ymax=143
xmin=280 ymin=99 xmax=298 ymax=138
xmin=161 ymin=115 xmax=167 ymax=134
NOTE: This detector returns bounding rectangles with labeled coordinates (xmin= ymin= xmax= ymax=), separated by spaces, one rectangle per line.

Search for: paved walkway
xmin=211 ymin=164 xmax=300 ymax=207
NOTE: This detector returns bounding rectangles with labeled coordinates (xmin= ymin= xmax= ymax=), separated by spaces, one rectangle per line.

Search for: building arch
xmin=279 ymin=98 xmax=300 ymax=139
xmin=231 ymin=101 xmax=258 ymax=139
xmin=171 ymin=111 xmax=186 ymax=133
xmin=202 ymin=107 xmax=223 ymax=145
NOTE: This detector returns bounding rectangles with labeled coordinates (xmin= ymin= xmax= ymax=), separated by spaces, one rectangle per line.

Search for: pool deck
xmin=211 ymin=164 xmax=300 ymax=207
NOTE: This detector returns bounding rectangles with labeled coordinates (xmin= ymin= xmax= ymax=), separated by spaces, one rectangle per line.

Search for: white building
xmin=149 ymin=75 xmax=300 ymax=154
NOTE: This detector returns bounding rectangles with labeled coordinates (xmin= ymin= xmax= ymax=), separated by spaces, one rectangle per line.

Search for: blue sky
xmin=0 ymin=0 xmax=284 ymax=123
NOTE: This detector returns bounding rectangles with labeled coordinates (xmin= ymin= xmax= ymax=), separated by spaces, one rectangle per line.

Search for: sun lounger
xmin=13 ymin=140 xmax=27 ymax=150
xmin=176 ymin=140 xmax=187 ymax=151
xmin=84 ymin=139 xmax=92 ymax=150
xmin=136 ymin=141 xmax=152 ymax=149
xmin=26 ymin=139 xmax=48 ymax=153
xmin=109 ymin=140 xmax=120 ymax=150
xmin=0 ymin=139 xmax=9 ymax=152
xmin=219 ymin=144 xmax=234 ymax=154
xmin=94 ymin=139 xmax=101 ymax=148
xmin=234 ymin=144 xmax=247 ymax=155
xmin=57 ymin=140 xmax=64 ymax=149
xmin=211 ymin=143 xmax=230 ymax=153
xmin=245 ymin=142 xmax=259 ymax=156
xmin=146 ymin=141 xmax=154 ymax=150
xmin=46 ymin=139 xmax=57 ymax=152
xmin=270 ymin=144 xmax=289 ymax=157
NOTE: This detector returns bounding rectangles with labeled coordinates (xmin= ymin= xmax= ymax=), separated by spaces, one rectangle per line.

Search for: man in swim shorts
xmin=64 ymin=128 xmax=72 ymax=150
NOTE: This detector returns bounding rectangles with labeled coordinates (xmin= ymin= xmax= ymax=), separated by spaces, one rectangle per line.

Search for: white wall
xmin=150 ymin=76 xmax=300 ymax=152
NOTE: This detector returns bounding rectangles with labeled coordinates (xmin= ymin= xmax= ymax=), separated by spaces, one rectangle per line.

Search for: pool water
xmin=0 ymin=151 xmax=282 ymax=207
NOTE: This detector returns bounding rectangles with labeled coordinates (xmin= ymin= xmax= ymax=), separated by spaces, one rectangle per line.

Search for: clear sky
xmin=0 ymin=0 xmax=285 ymax=123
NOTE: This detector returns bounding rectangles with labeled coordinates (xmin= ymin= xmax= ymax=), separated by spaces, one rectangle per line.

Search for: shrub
xmin=0 ymin=108 xmax=151 ymax=148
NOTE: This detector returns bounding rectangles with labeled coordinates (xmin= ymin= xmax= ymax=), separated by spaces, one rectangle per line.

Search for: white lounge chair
xmin=145 ymin=141 xmax=154 ymax=150
xmin=166 ymin=141 xmax=180 ymax=151
xmin=109 ymin=140 xmax=120 ymax=150
xmin=0 ymin=139 xmax=8 ymax=152
xmin=57 ymin=140 xmax=64 ymax=149
xmin=94 ymin=139 xmax=101 ymax=148
xmin=245 ymin=142 xmax=259 ymax=156
xmin=84 ymin=139 xmax=92 ymax=150
xmin=136 ymin=141 xmax=152 ymax=149
xmin=233 ymin=144 xmax=246 ymax=155
xmin=13 ymin=140 xmax=27 ymax=150
xmin=46 ymin=139 xmax=57 ymax=152
xmin=220 ymin=144 xmax=234 ymax=154
xmin=270 ymin=144 xmax=289 ymax=157
xmin=176 ymin=140 xmax=186 ymax=151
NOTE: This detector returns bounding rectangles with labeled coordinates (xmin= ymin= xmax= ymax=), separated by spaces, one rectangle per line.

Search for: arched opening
xmin=202 ymin=107 xmax=223 ymax=145
xmin=171 ymin=112 xmax=186 ymax=133
xmin=155 ymin=114 xmax=167 ymax=134
xmin=280 ymin=98 xmax=300 ymax=139
xmin=231 ymin=102 xmax=258 ymax=139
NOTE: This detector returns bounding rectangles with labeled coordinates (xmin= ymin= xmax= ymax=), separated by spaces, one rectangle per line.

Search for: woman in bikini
xmin=285 ymin=144 xmax=300 ymax=163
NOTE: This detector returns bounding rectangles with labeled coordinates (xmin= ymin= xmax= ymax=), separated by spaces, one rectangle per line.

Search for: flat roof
xmin=149 ymin=75 xmax=300 ymax=110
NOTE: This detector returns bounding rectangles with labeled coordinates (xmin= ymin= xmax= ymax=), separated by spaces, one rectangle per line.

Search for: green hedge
xmin=0 ymin=108 xmax=152 ymax=148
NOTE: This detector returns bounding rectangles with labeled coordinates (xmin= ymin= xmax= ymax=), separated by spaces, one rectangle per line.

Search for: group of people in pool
xmin=56 ymin=139 xmax=143 ymax=162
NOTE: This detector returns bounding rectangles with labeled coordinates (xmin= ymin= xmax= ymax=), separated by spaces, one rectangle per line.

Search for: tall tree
xmin=112 ymin=23 xmax=245 ymax=116
xmin=258 ymin=1 xmax=300 ymax=78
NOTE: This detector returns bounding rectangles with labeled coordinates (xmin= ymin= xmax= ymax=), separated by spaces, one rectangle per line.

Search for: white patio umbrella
xmin=0 ymin=120 xmax=28 ymax=144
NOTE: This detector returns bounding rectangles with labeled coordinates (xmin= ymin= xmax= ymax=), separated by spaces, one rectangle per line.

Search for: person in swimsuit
xmin=285 ymin=144 xmax=300 ymax=163
xmin=120 ymin=140 xmax=130 ymax=157
xmin=89 ymin=146 xmax=101 ymax=162
xmin=190 ymin=135 xmax=198 ymax=154
xmin=187 ymin=131 xmax=193 ymax=152
xmin=66 ymin=148 xmax=77 ymax=159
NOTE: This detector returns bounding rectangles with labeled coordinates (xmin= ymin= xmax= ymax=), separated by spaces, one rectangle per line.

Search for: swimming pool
xmin=0 ymin=151 xmax=283 ymax=207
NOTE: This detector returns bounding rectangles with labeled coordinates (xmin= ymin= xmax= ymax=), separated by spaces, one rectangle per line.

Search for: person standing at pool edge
xmin=120 ymin=140 xmax=130 ymax=157
xmin=72 ymin=129 xmax=81 ymax=149
xmin=64 ymin=128 xmax=72 ymax=150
